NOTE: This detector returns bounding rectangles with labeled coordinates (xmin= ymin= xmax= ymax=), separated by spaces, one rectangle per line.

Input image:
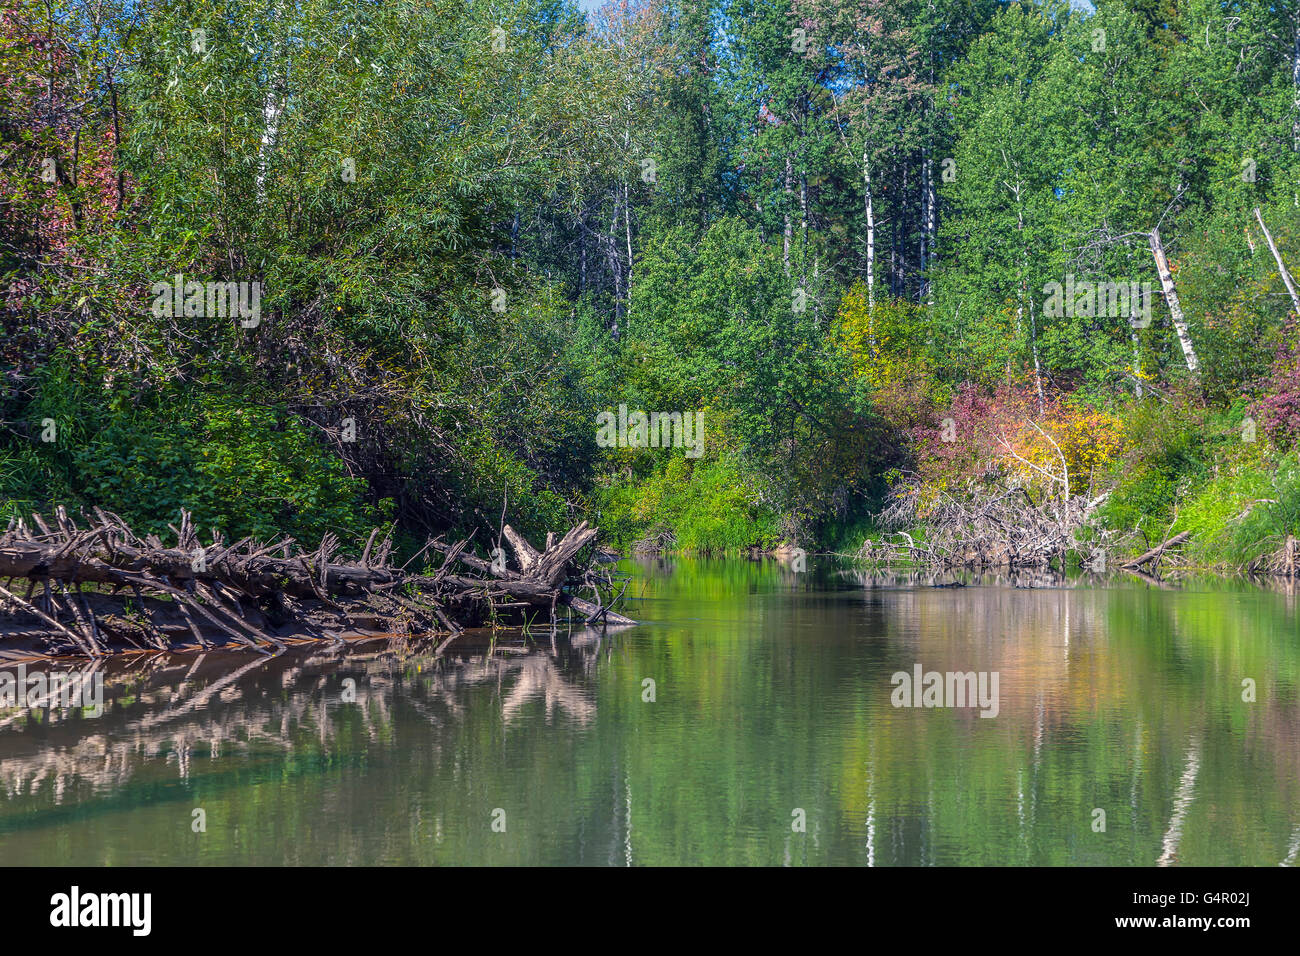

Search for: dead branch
xmin=0 ymin=509 xmax=636 ymax=658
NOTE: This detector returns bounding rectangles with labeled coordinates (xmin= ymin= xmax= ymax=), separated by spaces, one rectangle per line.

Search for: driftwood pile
xmin=875 ymin=483 xmax=1096 ymax=570
xmin=0 ymin=507 xmax=634 ymax=658
xmin=871 ymin=483 xmax=1300 ymax=579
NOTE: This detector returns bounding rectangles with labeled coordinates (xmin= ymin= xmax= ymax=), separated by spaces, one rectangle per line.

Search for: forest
xmin=4 ymin=0 xmax=1300 ymax=573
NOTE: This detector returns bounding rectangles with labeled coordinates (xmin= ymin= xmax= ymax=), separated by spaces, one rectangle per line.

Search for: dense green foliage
xmin=3 ymin=0 xmax=1299 ymax=567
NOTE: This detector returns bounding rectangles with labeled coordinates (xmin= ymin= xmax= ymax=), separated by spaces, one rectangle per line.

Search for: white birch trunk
xmin=800 ymin=173 xmax=808 ymax=260
xmin=624 ymin=180 xmax=633 ymax=314
xmin=920 ymin=147 xmax=929 ymax=279
xmin=256 ymin=4 xmax=285 ymax=205
xmin=923 ymin=145 xmax=936 ymax=306
xmin=256 ymin=92 xmax=281 ymax=203
xmin=1293 ymin=15 xmax=1300 ymax=204
xmin=1148 ymin=228 xmax=1200 ymax=374
xmin=608 ymin=200 xmax=622 ymax=336
xmin=864 ymin=150 xmax=875 ymax=310
xmin=1254 ymin=207 xmax=1300 ymax=315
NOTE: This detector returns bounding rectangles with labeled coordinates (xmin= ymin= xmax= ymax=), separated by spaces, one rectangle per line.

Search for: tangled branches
xmin=0 ymin=507 xmax=634 ymax=658
xmin=877 ymin=477 xmax=1104 ymax=571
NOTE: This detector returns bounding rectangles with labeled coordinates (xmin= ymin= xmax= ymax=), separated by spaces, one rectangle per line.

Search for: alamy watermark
xmin=1042 ymin=275 xmax=1155 ymax=327
xmin=150 ymin=273 xmax=262 ymax=327
xmin=0 ymin=665 xmax=104 ymax=718
xmin=49 ymin=886 xmax=150 ymax=936
xmin=596 ymin=405 xmax=704 ymax=458
xmin=890 ymin=664 xmax=1000 ymax=718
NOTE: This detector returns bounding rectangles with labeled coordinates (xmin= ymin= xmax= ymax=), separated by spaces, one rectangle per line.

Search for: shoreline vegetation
xmin=4 ymin=2 xmax=1300 ymax=596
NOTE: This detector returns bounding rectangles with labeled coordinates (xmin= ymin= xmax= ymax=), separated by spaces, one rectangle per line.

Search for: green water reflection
xmin=1 ymin=558 xmax=1297 ymax=865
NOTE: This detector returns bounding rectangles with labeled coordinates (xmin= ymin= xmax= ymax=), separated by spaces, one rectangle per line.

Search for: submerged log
xmin=0 ymin=508 xmax=635 ymax=658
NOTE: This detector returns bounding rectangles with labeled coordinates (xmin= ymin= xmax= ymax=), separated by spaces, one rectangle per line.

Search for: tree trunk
xmin=624 ymin=180 xmax=633 ymax=315
xmin=256 ymin=5 xmax=286 ymax=205
xmin=920 ymin=146 xmax=929 ymax=290
xmin=800 ymin=171 xmax=808 ymax=264
xmin=1293 ymin=14 xmax=1300 ymax=204
xmin=864 ymin=150 xmax=876 ymax=309
xmin=1148 ymin=228 xmax=1200 ymax=374
xmin=256 ymin=92 xmax=281 ymax=203
xmin=1254 ymin=207 xmax=1300 ymax=315
xmin=607 ymin=199 xmax=622 ymax=337
xmin=899 ymin=161 xmax=909 ymax=296
xmin=783 ymin=156 xmax=793 ymax=276
xmin=109 ymin=75 xmax=124 ymax=211
xmin=1123 ymin=530 xmax=1191 ymax=568
xmin=923 ymin=144 xmax=936 ymax=306
xmin=623 ymin=127 xmax=634 ymax=310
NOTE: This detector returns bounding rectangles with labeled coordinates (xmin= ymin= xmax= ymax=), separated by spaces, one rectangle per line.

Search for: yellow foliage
xmin=833 ymin=280 xmax=927 ymax=391
xmin=1001 ymin=407 xmax=1126 ymax=492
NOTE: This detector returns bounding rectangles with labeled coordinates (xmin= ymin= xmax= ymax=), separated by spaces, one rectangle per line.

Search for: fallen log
xmin=1120 ymin=531 xmax=1191 ymax=570
xmin=0 ymin=508 xmax=635 ymax=658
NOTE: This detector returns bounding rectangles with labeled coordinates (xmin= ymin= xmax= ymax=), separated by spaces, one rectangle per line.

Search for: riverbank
xmin=597 ymin=393 xmax=1300 ymax=578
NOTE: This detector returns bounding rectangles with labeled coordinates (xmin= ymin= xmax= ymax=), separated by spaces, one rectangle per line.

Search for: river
xmin=1 ymin=557 xmax=1297 ymax=865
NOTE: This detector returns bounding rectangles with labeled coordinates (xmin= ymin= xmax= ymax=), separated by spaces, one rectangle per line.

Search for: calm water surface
xmin=2 ymin=558 xmax=1298 ymax=865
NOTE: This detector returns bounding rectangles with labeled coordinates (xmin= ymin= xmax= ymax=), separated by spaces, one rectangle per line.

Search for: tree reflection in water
xmin=0 ymin=629 xmax=610 ymax=802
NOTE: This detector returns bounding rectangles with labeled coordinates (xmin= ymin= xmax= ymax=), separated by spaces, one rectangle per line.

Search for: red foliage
xmin=1256 ymin=334 xmax=1300 ymax=448
xmin=909 ymin=380 xmax=1041 ymax=487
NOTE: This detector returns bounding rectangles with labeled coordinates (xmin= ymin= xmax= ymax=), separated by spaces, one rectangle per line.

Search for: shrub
xmin=1097 ymin=400 xmax=1209 ymax=533
xmin=594 ymin=454 xmax=778 ymax=553
xmin=1256 ymin=335 xmax=1300 ymax=449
